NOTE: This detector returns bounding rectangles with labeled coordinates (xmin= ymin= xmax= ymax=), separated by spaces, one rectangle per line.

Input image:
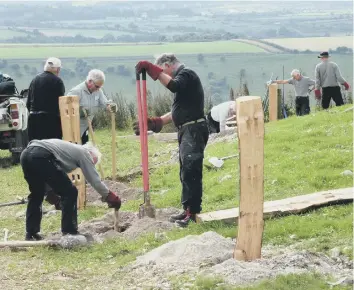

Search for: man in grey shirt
xmin=269 ymin=69 xmax=315 ymax=116
xmin=20 ymin=139 xmax=121 ymax=240
xmin=66 ymin=69 xmax=116 ymax=144
xmin=315 ymin=51 xmax=350 ymax=109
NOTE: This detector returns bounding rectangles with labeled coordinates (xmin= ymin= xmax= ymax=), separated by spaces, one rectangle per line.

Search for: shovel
xmin=136 ymin=69 xmax=155 ymax=219
xmin=208 ymin=154 xmax=239 ymax=169
xmin=0 ymin=197 xmax=27 ymax=208
xmin=110 ymin=106 xmax=121 ymax=231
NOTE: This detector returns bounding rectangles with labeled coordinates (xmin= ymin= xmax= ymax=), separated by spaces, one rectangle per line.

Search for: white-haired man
xmin=315 ymin=51 xmax=350 ymax=109
xmin=27 ymin=57 xmax=65 ymax=141
xmin=20 ymin=139 xmax=121 ymax=240
xmin=206 ymin=101 xmax=236 ymax=134
xmin=67 ymin=69 xmax=116 ymax=144
xmin=268 ymin=69 xmax=315 ymax=116
xmin=134 ymin=53 xmax=209 ymax=227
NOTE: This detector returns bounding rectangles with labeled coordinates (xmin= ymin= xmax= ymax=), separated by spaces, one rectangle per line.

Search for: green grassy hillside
xmin=0 ymin=104 xmax=352 ymax=289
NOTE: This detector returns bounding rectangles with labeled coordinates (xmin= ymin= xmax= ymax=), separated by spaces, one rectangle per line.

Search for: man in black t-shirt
xmin=27 ymin=57 xmax=65 ymax=141
xmin=134 ymin=53 xmax=209 ymax=227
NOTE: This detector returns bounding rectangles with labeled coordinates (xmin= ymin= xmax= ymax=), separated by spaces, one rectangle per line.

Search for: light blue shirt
xmin=66 ymin=81 xmax=109 ymax=136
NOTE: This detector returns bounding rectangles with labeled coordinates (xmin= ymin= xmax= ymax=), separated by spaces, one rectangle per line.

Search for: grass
xmin=0 ymin=40 xmax=265 ymax=59
xmin=0 ymin=104 xmax=352 ymax=288
xmin=263 ymin=36 xmax=353 ymax=51
xmin=179 ymin=273 xmax=353 ymax=290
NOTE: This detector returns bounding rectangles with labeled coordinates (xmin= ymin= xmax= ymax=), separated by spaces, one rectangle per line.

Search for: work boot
xmin=169 ymin=210 xmax=187 ymax=222
xmin=175 ymin=210 xmax=196 ymax=228
xmin=25 ymin=232 xmax=44 ymax=241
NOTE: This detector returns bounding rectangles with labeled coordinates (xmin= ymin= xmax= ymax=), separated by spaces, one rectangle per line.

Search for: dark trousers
xmin=295 ymin=96 xmax=310 ymax=116
xmin=206 ymin=112 xmax=220 ymax=134
xmin=178 ymin=121 xmax=209 ymax=214
xmin=20 ymin=146 xmax=78 ymax=234
xmin=81 ymin=129 xmax=89 ymax=145
xmin=322 ymin=86 xmax=344 ymax=109
xmin=28 ymin=113 xmax=62 ymax=141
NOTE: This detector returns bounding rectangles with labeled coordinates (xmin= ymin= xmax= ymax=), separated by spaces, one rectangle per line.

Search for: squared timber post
xmin=268 ymin=83 xmax=278 ymax=122
xmin=59 ymin=95 xmax=86 ymax=210
xmin=234 ymin=96 xmax=265 ymax=261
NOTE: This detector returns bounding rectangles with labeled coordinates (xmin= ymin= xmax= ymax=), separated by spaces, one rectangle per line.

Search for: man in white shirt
xmin=206 ymin=101 xmax=236 ymax=134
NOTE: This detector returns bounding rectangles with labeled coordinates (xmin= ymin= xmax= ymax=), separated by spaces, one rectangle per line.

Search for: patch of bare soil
xmin=75 ymin=207 xmax=180 ymax=242
xmin=117 ymin=231 xmax=353 ymax=290
xmin=86 ymin=180 xmax=142 ymax=204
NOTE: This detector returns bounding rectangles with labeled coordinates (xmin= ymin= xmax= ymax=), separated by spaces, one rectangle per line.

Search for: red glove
xmin=133 ymin=117 xmax=163 ymax=135
xmin=103 ymin=191 xmax=121 ymax=210
xmin=314 ymin=89 xmax=321 ymax=100
xmin=135 ymin=61 xmax=163 ymax=81
xmin=343 ymin=82 xmax=350 ymax=90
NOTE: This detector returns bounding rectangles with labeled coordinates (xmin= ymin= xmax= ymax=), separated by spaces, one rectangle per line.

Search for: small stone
xmin=330 ymin=247 xmax=341 ymax=258
xmin=341 ymin=170 xmax=353 ymax=176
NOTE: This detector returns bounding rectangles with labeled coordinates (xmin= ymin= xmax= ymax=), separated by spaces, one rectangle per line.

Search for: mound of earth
xmin=117 ymin=231 xmax=352 ymax=289
xmin=73 ymin=207 xmax=181 ymax=242
xmin=86 ymin=180 xmax=142 ymax=204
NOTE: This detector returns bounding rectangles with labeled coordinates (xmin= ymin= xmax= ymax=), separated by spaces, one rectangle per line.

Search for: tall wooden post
xmin=59 ymin=96 xmax=86 ymax=210
xmin=268 ymin=83 xmax=278 ymax=122
xmin=234 ymin=96 xmax=265 ymax=261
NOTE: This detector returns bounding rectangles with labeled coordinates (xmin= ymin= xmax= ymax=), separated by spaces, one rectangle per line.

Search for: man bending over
xmin=20 ymin=139 xmax=121 ymax=240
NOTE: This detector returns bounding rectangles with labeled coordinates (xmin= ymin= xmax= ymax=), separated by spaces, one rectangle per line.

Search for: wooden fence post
xmin=59 ymin=96 xmax=86 ymax=210
xmin=234 ymin=96 xmax=265 ymax=261
xmin=268 ymin=83 xmax=278 ymax=122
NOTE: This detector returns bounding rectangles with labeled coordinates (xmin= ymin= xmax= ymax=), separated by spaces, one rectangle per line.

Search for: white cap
xmin=45 ymin=57 xmax=61 ymax=68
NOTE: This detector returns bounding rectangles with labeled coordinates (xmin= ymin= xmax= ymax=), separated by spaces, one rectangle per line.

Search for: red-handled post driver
xmin=136 ymin=69 xmax=156 ymax=219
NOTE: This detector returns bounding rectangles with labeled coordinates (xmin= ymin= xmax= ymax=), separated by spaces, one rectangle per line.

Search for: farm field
xmin=263 ymin=36 xmax=353 ymax=51
xmin=0 ymin=41 xmax=265 ymax=59
xmin=6 ymin=53 xmax=353 ymax=104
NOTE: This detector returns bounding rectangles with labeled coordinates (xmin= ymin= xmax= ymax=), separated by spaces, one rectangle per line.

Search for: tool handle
xmin=136 ymin=72 xmax=146 ymax=192
xmin=141 ymin=69 xmax=149 ymax=193
xmin=221 ymin=154 xmax=239 ymax=161
xmin=111 ymin=112 xmax=116 ymax=181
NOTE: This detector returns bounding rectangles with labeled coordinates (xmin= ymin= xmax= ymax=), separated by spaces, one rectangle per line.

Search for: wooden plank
xmin=59 ymin=95 xmax=86 ymax=210
xmin=233 ymin=96 xmax=265 ymax=261
xmin=268 ymin=83 xmax=278 ymax=122
xmin=196 ymin=187 xmax=354 ymax=224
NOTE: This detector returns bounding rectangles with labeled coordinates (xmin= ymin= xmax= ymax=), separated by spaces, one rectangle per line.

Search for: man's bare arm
xmin=273 ymin=80 xmax=289 ymax=84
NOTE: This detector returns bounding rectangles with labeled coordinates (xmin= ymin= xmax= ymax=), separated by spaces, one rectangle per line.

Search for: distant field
xmin=7 ymin=53 xmax=352 ymax=105
xmin=0 ymin=41 xmax=265 ymax=59
xmin=37 ymin=28 xmax=133 ymax=38
xmin=263 ymin=36 xmax=353 ymax=51
xmin=0 ymin=29 xmax=28 ymax=40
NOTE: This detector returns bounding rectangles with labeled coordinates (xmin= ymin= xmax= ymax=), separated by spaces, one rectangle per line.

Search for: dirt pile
xmin=118 ymin=231 xmax=353 ymax=289
xmin=77 ymin=207 xmax=180 ymax=242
